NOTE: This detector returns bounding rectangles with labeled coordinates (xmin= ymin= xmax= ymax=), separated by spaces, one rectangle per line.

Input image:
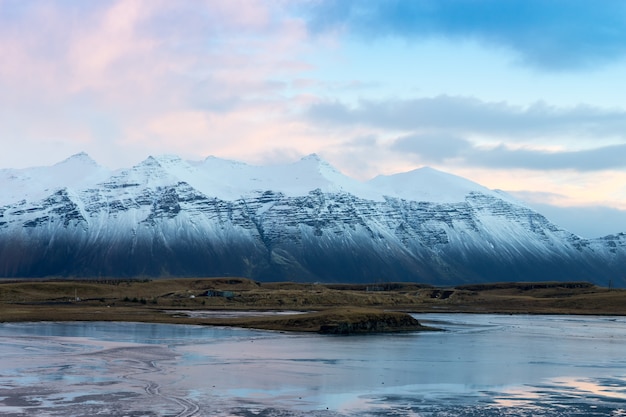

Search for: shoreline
xmin=2 ymin=278 xmax=626 ymax=333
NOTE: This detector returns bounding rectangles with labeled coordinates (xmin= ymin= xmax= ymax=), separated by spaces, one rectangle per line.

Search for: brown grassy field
xmin=1 ymin=278 xmax=625 ymax=332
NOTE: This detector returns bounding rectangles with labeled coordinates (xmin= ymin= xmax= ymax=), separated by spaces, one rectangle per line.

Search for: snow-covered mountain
xmin=0 ymin=153 xmax=624 ymax=285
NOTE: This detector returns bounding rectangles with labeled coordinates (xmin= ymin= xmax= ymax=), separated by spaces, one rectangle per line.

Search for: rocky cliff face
xmin=0 ymin=153 xmax=624 ymax=285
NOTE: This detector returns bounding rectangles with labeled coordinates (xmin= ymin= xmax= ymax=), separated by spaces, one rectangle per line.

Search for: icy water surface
xmin=1 ymin=314 xmax=625 ymax=416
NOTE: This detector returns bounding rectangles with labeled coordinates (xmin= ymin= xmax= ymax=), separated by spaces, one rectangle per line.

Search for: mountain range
xmin=0 ymin=153 xmax=624 ymax=286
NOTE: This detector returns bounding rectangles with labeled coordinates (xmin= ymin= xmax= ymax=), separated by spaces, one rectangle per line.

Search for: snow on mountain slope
xmin=0 ymin=152 xmax=517 ymax=204
xmin=0 ymin=153 xmax=623 ymax=284
xmin=192 ymin=153 xmax=382 ymax=200
xmin=0 ymin=152 xmax=111 ymax=205
xmin=368 ymin=166 xmax=522 ymax=204
xmin=81 ymin=153 xmax=383 ymax=202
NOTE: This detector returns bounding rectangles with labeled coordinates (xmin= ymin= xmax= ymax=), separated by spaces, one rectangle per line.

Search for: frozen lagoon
xmin=1 ymin=314 xmax=625 ymax=416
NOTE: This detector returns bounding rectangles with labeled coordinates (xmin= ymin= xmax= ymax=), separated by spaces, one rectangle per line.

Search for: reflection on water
xmin=0 ymin=314 xmax=625 ymax=416
xmin=172 ymin=309 xmax=310 ymax=318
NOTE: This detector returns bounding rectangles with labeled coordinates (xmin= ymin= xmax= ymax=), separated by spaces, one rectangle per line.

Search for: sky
xmin=1 ymin=0 xmax=626 ymax=238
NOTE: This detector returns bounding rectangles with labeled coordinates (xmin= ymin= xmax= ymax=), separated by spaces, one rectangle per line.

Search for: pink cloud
xmin=201 ymin=0 xmax=272 ymax=31
xmin=66 ymin=0 xmax=159 ymax=93
xmin=0 ymin=1 xmax=308 ymax=97
xmin=0 ymin=1 xmax=323 ymax=168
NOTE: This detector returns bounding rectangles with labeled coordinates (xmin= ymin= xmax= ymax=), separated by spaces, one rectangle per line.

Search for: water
xmin=1 ymin=314 xmax=625 ymax=416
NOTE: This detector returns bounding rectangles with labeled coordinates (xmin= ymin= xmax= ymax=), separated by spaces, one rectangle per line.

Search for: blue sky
xmin=1 ymin=0 xmax=625 ymax=237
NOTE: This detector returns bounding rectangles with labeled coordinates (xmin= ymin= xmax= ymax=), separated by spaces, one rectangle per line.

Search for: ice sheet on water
xmin=1 ymin=315 xmax=626 ymax=416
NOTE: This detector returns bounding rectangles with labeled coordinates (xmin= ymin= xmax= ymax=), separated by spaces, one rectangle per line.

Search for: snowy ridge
xmin=1 ymin=153 xmax=514 ymax=203
xmin=0 ymin=153 xmax=111 ymax=205
xmin=0 ymin=153 xmax=624 ymax=284
xmin=370 ymin=167 xmax=497 ymax=203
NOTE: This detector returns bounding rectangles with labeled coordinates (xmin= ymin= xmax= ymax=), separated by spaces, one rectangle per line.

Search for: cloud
xmin=307 ymin=96 xmax=626 ymax=141
xmin=301 ymin=0 xmax=626 ymax=70
xmin=472 ymin=144 xmax=626 ymax=171
xmin=393 ymin=134 xmax=471 ymax=162
xmin=0 ymin=0 xmax=314 ymax=168
xmin=0 ymin=0 xmax=302 ymax=99
xmin=393 ymin=134 xmax=626 ymax=171
xmin=306 ymin=95 xmax=626 ymax=175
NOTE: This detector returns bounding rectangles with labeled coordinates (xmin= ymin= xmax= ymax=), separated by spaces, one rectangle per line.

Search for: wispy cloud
xmin=470 ymin=143 xmax=626 ymax=171
xmin=305 ymin=95 xmax=626 ymax=174
xmin=0 ymin=0 xmax=315 ymax=167
xmin=394 ymin=135 xmax=626 ymax=171
xmin=307 ymin=96 xmax=626 ymax=141
xmin=393 ymin=134 xmax=471 ymax=163
xmin=301 ymin=0 xmax=626 ymax=70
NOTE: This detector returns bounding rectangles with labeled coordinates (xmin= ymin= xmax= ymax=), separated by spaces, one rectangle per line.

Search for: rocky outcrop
xmin=317 ymin=311 xmax=427 ymax=334
xmin=209 ymin=308 xmax=434 ymax=334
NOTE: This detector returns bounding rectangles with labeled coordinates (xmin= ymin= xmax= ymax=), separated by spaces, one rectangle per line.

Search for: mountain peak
xmin=135 ymin=154 xmax=185 ymax=169
xmin=202 ymin=155 xmax=249 ymax=168
xmin=301 ymin=153 xmax=322 ymax=162
xmin=55 ymin=152 xmax=99 ymax=167
xmin=299 ymin=153 xmax=332 ymax=167
xmin=368 ymin=166 xmax=493 ymax=203
xmin=152 ymin=154 xmax=184 ymax=165
xmin=139 ymin=154 xmax=182 ymax=165
xmin=297 ymin=153 xmax=340 ymax=175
